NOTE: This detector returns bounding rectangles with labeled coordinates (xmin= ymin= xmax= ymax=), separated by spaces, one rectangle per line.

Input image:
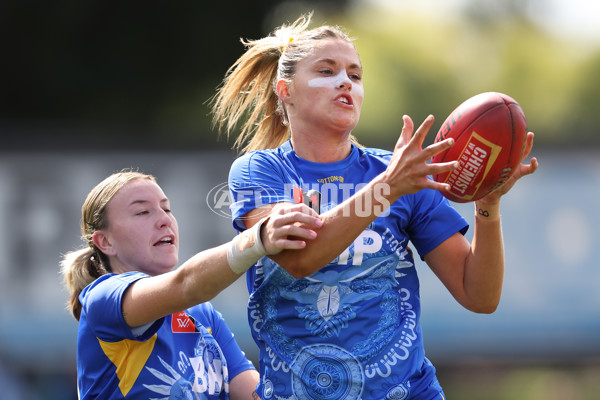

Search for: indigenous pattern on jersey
xmin=229 ymin=141 xmax=468 ymax=400
xmin=77 ymin=272 xmax=255 ymax=399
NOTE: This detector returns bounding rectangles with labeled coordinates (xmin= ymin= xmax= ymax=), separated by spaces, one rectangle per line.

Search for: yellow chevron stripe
xmin=97 ymin=334 xmax=157 ymax=396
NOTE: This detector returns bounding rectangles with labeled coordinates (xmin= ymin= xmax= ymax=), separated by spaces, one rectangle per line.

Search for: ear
xmin=92 ymin=230 xmax=117 ymax=256
xmin=276 ymin=80 xmax=292 ymax=104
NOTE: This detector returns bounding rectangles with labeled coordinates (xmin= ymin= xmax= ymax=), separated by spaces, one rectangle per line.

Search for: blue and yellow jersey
xmin=77 ymin=272 xmax=254 ymax=399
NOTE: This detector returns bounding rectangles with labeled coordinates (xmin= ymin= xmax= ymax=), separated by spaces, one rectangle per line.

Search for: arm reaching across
xmin=121 ymin=203 xmax=321 ymax=327
xmin=242 ymin=115 xmax=458 ymax=278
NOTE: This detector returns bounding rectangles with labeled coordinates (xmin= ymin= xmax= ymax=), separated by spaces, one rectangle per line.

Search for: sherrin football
xmin=432 ymin=92 xmax=527 ymax=203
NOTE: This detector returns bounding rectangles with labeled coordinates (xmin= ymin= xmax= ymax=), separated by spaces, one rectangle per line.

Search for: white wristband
xmin=227 ymin=217 xmax=268 ymax=275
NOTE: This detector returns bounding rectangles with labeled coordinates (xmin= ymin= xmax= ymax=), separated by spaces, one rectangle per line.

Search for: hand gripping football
xmin=432 ymin=92 xmax=527 ymax=203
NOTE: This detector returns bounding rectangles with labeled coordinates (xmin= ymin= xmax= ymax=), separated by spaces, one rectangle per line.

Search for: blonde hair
xmin=211 ymin=13 xmax=361 ymax=153
xmin=60 ymin=169 xmax=156 ymax=321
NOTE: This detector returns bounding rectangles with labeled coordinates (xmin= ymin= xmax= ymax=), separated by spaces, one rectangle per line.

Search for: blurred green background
xmin=1 ymin=0 xmax=599 ymax=399
xmin=4 ymin=0 xmax=600 ymax=151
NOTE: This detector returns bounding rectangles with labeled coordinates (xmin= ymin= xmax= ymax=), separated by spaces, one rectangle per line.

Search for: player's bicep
xmin=120 ymin=273 xmax=182 ymax=328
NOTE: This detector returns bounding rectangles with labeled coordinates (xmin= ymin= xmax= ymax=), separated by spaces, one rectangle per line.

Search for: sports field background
xmin=1 ymin=1 xmax=599 ymax=398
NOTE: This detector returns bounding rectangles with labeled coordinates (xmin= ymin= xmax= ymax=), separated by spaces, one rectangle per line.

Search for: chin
xmin=151 ymin=265 xmax=176 ymax=276
xmin=333 ymin=114 xmax=359 ymax=130
xmin=157 ymin=258 xmax=178 ymax=274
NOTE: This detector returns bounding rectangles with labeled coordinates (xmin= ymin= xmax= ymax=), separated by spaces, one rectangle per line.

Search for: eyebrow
xmin=315 ymin=58 xmax=362 ymax=71
xmin=128 ymin=198 xmax=170 ymax=207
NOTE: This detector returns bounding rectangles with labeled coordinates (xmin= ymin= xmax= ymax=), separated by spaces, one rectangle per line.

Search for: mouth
xmin=154 ymin=235 xmax=175 ymax=246
xmin=335 ymin=94 xmax=353 ymax=106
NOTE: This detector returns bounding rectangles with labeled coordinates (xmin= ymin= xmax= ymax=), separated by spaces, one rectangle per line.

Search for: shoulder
xmin=80 ymin=272 xmax=149 ymax=318
xmin=358 ymin=145 xmax=392 ymax=157
xmin=232 ymin=142 xmax=292 ymax=167
xmin=79 ymin=272 xmax=152 ymax=339
xmin=356 ymin=145 xmax=393 ymax=162
xmin=347 ymin=145 xmax=394 ymax=174
xmin=230 ymin=147 xmax=287 ymax=176
xmin=229 ymin=144 xmax=296 ymax=187
xmin=81 ymin=272 xmax=148 ymax=302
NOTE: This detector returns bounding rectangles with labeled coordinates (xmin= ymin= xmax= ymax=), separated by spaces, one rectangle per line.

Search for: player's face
xmin=285 ymin=38 xmax=363 ymax=135
xmin=100 ymin=179 xmax=179 ymax=276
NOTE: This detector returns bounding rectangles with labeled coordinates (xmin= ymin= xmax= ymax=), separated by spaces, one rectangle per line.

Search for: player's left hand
xmin=478 ymin=131 xmax=539 ymax=204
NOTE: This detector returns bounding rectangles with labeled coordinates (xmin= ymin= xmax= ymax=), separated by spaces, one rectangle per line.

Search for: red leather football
xmin=431 ymin=92 xmax=527 ymax=203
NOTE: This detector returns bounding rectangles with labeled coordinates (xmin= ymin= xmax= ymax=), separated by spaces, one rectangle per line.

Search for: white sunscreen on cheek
xmin=308 ymin=70 xmax=364 ymax=98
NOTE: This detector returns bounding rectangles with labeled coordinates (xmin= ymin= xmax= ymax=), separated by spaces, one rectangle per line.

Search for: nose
xmin=336 ymin=71 xmax=352 ymax=90
xmin=157 ymin=209 xmax=174 ymax=229
xmin=337 ymin=77 xmax=352 ymax=90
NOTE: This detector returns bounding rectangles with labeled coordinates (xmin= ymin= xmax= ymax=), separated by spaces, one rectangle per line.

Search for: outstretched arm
xmin=243 ymin=115 xmax=458 ymax=278
xmin=120 ymin=203 xmax=321 ymax=327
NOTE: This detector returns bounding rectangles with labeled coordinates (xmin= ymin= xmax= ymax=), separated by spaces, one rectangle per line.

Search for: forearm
xmin=229 ymin=369 xmax=260 ymax=400
xmin=271 ymin=174 xmax=397 ymax=277
xmin=179 ymin=219 xmax=268 ymax=304
xmin=177 ymin=244 xmax=240 ymax=305
xmin=463 ymin=201 xmax=505 ymax=313
xmin=122 ymin=223 xmax=266 ymax=327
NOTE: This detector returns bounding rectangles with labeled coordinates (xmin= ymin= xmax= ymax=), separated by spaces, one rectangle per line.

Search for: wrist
xmin=375 ymin=171 xmax=401 ymax=202
xmin=227 ymin=217 xmax=268 ymax=275
xmin=474 ymin=201 xmax=501 ymax=220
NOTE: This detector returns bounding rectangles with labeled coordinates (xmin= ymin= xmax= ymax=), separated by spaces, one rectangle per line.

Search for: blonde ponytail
xmin=211 ymin=13 xmax=362 ymax=153
xmin=60 ymin=247 xmax=109 ymax=320
xmin=210 ymin=18 xmax=303 ymax=153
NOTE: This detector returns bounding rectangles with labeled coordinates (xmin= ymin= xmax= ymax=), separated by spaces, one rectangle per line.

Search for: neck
xmin=290 ymin=131 xmax=353 ymax=163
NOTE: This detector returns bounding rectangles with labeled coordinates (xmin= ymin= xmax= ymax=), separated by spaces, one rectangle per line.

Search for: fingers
xmin=427 ymin=160 xmax=458 ymax=178
xmin=522 ymin=132 xmax=535 ymax=160
xmin=423 ymin=137 xmax=455 ymax=160
xmin=266 ymin=237 xmax=310 ymax=251
xmin=481 ymin=133 xmax=538 ymax=201
xmin=385 ymin=114 xmax=460 ymax=197
xmin=272 ymin=203 xmax=320 ymax=224
xmin=394 ymin=115 xmax=414 ymax=151
xmin=516 ymin=132 xmax=538 ymax=178
xmin=518 ymin=156 xmax=538 ymax=178
xmin=412 ymin=115 xmax=435 ymax=148
xmin=263 ymin=203 xmax=322 ymax=254
xmin=395 ymin=114 xmax=436 ymax=150
xmin=396 ymin=115 xmax=455 ymax=163
xmin=529 ymin=157 xmax=539 ymax=173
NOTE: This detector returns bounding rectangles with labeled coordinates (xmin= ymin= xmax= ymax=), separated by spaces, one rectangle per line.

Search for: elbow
xmin=473 ymin=305 xmax=498 ymax=314
xmin=467 ymin=299 xmax=500 ymax=314
xmin=275 ymin=256 xmax=319 ymax=279
xmin=281 ymin=261 xmax=313 ymax=279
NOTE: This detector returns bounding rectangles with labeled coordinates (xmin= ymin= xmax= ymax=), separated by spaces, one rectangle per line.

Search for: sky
xmin=533 ymin=0 xmax=600 ymax=43
xmin=365 ymin=0 xmax=600 ymax=45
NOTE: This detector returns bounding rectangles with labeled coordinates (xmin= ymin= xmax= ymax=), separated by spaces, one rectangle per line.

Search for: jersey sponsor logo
xmin=171 ymin=311 xmax=199 ymax=333
xmin=316 ymin=175 xmax=345 ymax=184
